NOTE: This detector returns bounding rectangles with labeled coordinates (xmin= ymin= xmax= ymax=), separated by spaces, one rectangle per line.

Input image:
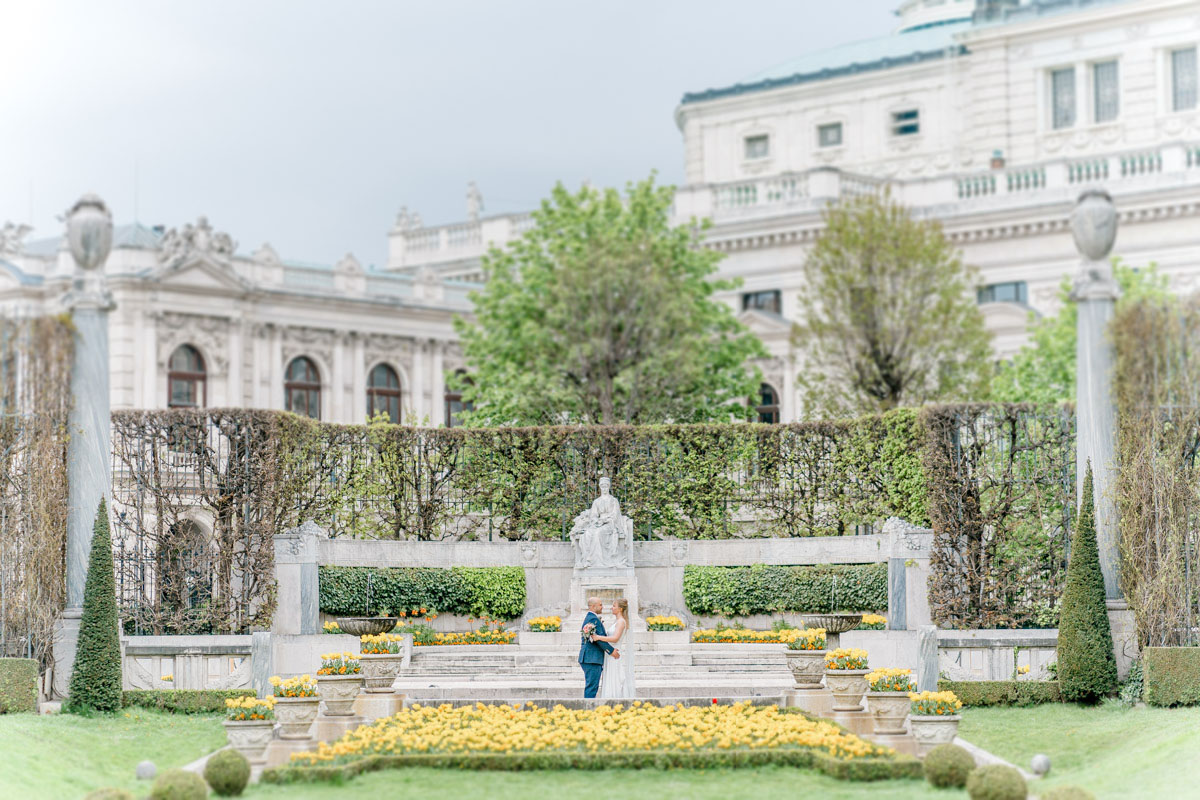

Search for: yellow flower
xmin=1018 ymin=665 xmax=1030 ymax=675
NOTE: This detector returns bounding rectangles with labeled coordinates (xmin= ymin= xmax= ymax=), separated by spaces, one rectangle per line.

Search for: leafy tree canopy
xmin=454 ymin=176 xmax=766 ymax=426
xmin=991 ymin=261 xmax=1169 ymax=404
xmin=793 ymin=192 xmax=992 ymax=418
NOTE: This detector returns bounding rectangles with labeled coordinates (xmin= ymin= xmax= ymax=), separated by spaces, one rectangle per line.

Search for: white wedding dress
xmin=597 ymin=618 xmax=637 ymax=699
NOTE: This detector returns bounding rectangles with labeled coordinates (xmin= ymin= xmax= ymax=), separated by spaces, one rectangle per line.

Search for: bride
xmin=593 ymin=599 xmax=636 ymax=699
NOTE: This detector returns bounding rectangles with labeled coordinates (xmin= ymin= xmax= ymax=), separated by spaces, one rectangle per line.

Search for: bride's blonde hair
xmin=614 ymin=598 xmax=628 ymax=618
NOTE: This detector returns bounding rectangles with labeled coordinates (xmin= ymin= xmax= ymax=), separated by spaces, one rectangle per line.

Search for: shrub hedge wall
xmin=318 ymin=566 xmax=526 ymax=620
xmin=937 ymin=679 xmax=1061 ymax=707
xmin=682 ymin=563 xmax=887 ymax=617
xmin=122 ymin=689 xmax=256 ymax=714
xmin=0 ymin=657 xmax=38 ymax=713
xmin=1143 ymin=647 xmax=1200 ymax=707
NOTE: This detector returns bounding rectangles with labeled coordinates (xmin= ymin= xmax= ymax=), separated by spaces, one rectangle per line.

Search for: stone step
xmin=395 ymin=677 xmax=795 ymax=701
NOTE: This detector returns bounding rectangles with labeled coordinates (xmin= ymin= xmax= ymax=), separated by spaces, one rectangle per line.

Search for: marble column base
xmin=353 ymin=691 xmax=406 ymax=721
xmin=1107 ymin=599 xmax=1137 ymax=682
xmin=51 ymin=610 xmax=83 ymax=700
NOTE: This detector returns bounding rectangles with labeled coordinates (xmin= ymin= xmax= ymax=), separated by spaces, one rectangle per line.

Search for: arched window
xmin=756 ymin=383 xmax=780 ymax=424
xmin=157 ymin=520 xmax=212 ymax=632
xmin=444 ymin=369 xmax=474 ymax=428
xmin=367 ymin=363 xmax=402 ymax=423
xmin=285 ymin=356 xmax=321 ymax=419
xmin=168 ymin=345 xmax=206 ymax=408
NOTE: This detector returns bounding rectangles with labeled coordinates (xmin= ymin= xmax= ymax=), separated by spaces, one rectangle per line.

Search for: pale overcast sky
xmin=0 ymin=1 xmax=898 ymax=268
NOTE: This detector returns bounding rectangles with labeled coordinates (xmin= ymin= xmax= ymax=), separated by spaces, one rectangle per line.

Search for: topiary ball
xmin=84 ymin=790 xmax=135 ymax=800
xmin=203 ymin=749 xmax=250 ymax=797
xmin=1040 ymin=788 xmax=1096 ymax=800
xmin=924 ymin=743 xmax=976 ymax=788
xmin=149 ymin=768 xmax=208 ymax=800
xmin=966 ymin=764 xmax=1028 ymax=800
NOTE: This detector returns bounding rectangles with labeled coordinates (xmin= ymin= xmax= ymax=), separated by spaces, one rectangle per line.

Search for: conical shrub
xmin=1057 ymin=463 xmax=1118 ymax=703
xmin=66 ymin=498 xmax=123 ymax=713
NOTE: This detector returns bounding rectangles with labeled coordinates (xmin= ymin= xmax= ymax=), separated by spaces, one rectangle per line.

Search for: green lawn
xmin=958 ymin=701 xmax=1200 ymax=799
xmin=0 ymin=708 xmax=226 ymax=799
xmin=4 ymin=702 xmax=1199 ymax=799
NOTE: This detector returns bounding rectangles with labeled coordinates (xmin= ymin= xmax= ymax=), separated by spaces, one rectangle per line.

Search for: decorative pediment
xmin=738 ymin=308 xmax=793 ymax=338
xmin=979 ymin=302 xmax=1034 ymax=337
xmin=158 ymin=216 xmax=237 ymax=268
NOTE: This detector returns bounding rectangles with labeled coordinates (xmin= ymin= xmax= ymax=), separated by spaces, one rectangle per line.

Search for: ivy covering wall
xmin=107 ymin=402 xmax=1074 ymax=632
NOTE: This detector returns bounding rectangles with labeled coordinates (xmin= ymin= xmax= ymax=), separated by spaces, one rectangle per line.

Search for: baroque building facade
xmin=0 ymin=216 xmax=476 ymax=425
xmin=388 ymin=0 xmax=1200 ymax=422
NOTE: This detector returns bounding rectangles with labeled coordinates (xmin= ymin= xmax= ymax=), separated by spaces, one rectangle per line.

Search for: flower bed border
xmin=262 ymin=747 xmax=921 ymax=783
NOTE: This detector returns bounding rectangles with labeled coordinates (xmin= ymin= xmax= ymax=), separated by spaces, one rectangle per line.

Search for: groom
xmin=578 ymin=596 xmax=620 ymax=698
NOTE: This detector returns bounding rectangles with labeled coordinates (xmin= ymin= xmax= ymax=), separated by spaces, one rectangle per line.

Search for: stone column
xmin=351 ymin=333 xmax=366 ymax=424
xmin=228 ymin=318 xmax=243 ymax=407
xmin=54 ymin=195 xmax=115 ymax=699
xmin=431 ymin=341 xmax=445 ymax=426
xmin=1069 ymin=189 xmax=1135 ymax=678
xmin=272 ymin=520 xmax=325 ymax=636
xmin=412 ymin=339 xmax=427 ymax=422
xmin=268 ymin=325 xmax=283 ymax=409
xmin=332 ymin=332 xmax=346 ymax=423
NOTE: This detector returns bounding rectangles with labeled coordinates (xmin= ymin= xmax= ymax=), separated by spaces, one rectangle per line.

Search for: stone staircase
xmin=393 ymin=642 xmax=795 ymax=701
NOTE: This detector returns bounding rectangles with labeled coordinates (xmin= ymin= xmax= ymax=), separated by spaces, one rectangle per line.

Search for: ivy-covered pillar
xmin=53 ymin=194 xmax=115 ymax=699
xmin=1069 ymin=189 xmax=1135 ymax=677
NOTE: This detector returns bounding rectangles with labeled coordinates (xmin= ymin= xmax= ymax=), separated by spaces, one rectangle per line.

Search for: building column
xmin=331 ymin=332 xmax=346 ymax=423
xmin=431 ymin=341 xmax=445 ymax=426
xmin=142 ymin=311 xmax=158 ymax=408
xmin=782 ymin=355 xmax=797 ymax=423
xmin=412 ymin=339 xmax=427 ymax=422
xmin=251 ymin=324 xmax=266 ymax=408
xmin=351 ymin=334 xmax=366 ymax=424
xmin=228 ymin=318 xmax=243 ymax=407
xmin=269 ymin=325 xmax=283 ymax=410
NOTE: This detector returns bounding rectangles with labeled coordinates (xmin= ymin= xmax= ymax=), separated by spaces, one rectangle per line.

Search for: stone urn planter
xmin=361 ymin=652 xmax=405 ymax=693
xmin=335 ymin=616 xmax=397 ymax=637
xmin=800 ymin=614 xmax=862 ymax=650
xmin=317 ymin=673 xmax=364 ymax=716
xmin=783 ymin=650 xmax=826 ymax=689
xmin=824 ymin=669 xmax=870 ymax=712
xmin=909 ymin=714 xmax=962 ymax=756
xmin=273 ymin=696 xmax=320 ymax=739
xmin=866 ymin=692 xmax=910 ymax=735
xmin=222 ymin=719 xmax=274 ymax=764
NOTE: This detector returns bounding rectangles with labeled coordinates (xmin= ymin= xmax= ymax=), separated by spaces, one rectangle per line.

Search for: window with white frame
xmin=744 ymin=134 xmax=770 ymax=160
xmin=817 ymin=122 xmax=843 ymax=148
xmin=1092 ymin=60 xmax=1119 ymax=123
xmin=890 ymin=109 xmax=919 ymax=137
xmin=1172 ymin=46 xmax=1198 ymax=112
xmin=1051 ymin=67 xmax=1076 ymax=129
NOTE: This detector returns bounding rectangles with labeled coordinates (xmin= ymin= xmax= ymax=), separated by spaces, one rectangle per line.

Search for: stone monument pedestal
xmin=263 ymin=738 xmax=317 ymax=769
xmin=315 ymin=715 xmax=368 ymax=742
xmin=51 ymin=610 xmax=83 ymax=699
xmin=354 ymin=692 xmax=406 ymax=721
xmin=565 ymin=567 xmax=644 ymax=633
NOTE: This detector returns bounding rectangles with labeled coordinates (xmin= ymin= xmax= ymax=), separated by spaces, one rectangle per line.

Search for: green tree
xmin=992 ymin=261 xmax=1169 ymax=404
xmin=454 ymin=176 xmax=765 ymax=425
xmin=1057 ymin=463 xmax=1118 ymax=704
xmin=65 ymin=498 xmax=123 ymax=713
xmin=793 ymin=192 xmax=992 ymax=417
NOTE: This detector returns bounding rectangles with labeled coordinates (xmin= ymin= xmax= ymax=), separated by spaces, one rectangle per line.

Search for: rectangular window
xmin=1092 ymin=60 xmax=1119 ymax=123
xmin=976 ymin=281 xmax=1028 ymax=305
xmin=1051 ymin=67 xmax=1076 ymax=129
xmin=817 ymin=122 xmax=843 ymax=148
xmin=744 ymin=134 xmax=770 ymax=160
xmin=890 ymin=109 xmax=919 ymax=137
xmin=742 ymin=290 xmax=782 ymax=315
xmin=1172 ymin=47 xmax=1198 ymax=111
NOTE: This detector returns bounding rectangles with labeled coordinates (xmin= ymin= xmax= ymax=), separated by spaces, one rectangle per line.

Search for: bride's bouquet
xmin=581 ymin=623 xmax=596 ymax=643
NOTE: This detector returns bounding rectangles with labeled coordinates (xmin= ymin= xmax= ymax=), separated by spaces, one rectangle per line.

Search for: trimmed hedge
xmin=0 ymin=658 xmax=38 ymax=713
xmin=682 ymin=563 xmax=887 ymax=616
xmin=1057 ymin=466 xmax=1118 ymax=704
xmin=319 ymin=566 xmax=526 ymax=620
xmin=937 ymin=680 xmax=1061 ymax=707
xmin=263 ymin=748 xmax=922 ymax=783
xmin=1143 ymin=647 xmax=1200 ymax=707
xmin=66 ymin=499 xmax=124 ymax=714
xmin=123 ymin=689 xmax=255 ymax=714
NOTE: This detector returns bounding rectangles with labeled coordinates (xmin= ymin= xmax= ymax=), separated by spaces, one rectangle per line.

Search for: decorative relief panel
xmin=156 ymin=312 xmax=230 ymax=372
xmin=282 ymin=326 xmax=336 ymax=369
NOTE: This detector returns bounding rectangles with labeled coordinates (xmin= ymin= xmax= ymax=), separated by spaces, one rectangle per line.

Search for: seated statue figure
xmin=569 ymin=477 xmax=633 ymax=570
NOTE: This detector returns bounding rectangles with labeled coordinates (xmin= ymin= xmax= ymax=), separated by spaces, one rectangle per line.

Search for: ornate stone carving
xmin=282 ymin=326 xmax=336 ymax=368
xmin=0 ymin=221 xmax=33 ymax=256
xmin=569 ymin=477 xmax=634 ymax=570
xmin=157 ymin=312 xmax=230 ymax=372
xmin=157 ymin=216 xmax=237 ymax=268
xmin=466 ymin=182 xmax=484 ymax=222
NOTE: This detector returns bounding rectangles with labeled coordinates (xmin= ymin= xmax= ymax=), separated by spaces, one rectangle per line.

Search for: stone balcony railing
xmin=387 ymin=142 xmax=1200 ymax=270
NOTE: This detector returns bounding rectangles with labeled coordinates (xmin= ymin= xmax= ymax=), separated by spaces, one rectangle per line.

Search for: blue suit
xmin=578 ymin=610 xmax=614 ymax=698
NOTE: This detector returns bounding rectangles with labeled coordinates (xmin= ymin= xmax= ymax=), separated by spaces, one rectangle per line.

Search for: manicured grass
xmin=0 ymin=708 xmax=226 ymax=798
xmin=244 ymin=765 xmax=940 ymax=799
xmin=959 ymin=701 xmax=1200 ymax=798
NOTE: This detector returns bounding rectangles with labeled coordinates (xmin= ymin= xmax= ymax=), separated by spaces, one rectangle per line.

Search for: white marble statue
xmin=570 ymin=477 xmax=634 ymax=570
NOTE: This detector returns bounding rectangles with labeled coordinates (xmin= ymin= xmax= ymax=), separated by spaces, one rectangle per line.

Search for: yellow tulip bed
xmin=413 ymin=630 xmax=517 ymax=646
xmin=691 ymin=628 xmax=803 ymax=644
xmin=264 ymin=701 xmax=920 ymax=784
